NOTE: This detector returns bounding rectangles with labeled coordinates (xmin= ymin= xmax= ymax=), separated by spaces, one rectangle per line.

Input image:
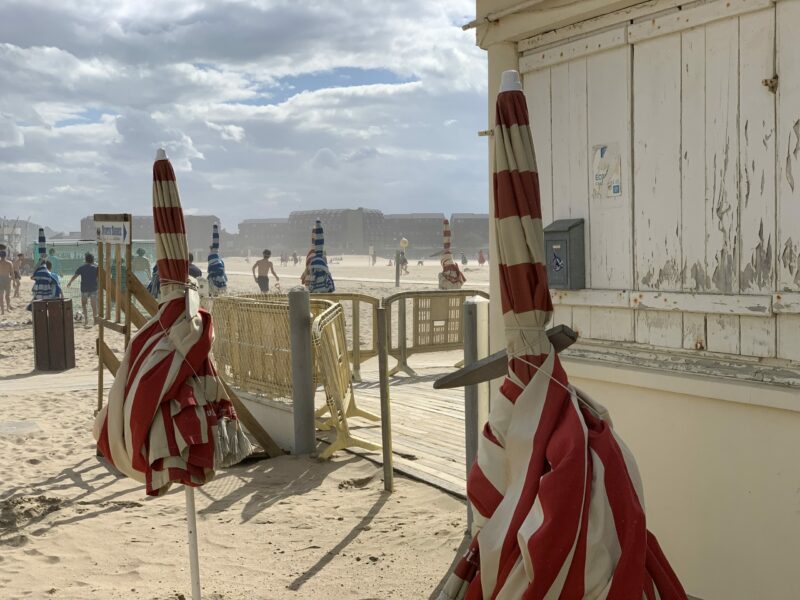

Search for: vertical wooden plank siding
xmin=551 ymin=305 xmax=573 ymax=329
xmin=587 ymin=46 xmax=633 ymax=290
xmin=705 ymin=18 xmax=740 ymax=295
xmin=568 ymin=58 xmax=591 ymax=288
xmin=633 ymin=34 xmax=682 ymax=291
xmin=633 ymin=34 xmax=683 ymax=346
xmin=776 ymin=1 xmax=800 ymax=361
xmin=706 ymin=315 xmax=740 ymax=355
xmin=524 ymin=68 xmax=555 ymax=226
xmin=740 ymin=316 xmax=776 ymax=358
xmin=739 ymin=9 xmax=776 ymax=295
xmin=681 ymin=27 xmax=709 ymax=292
xmin=777 ymin=0 xmax=800 ymax=293
xmin=682 ymin=313 xmax=707 ymax=350
xmin=550 ymin=62 xmax=572 ymax=223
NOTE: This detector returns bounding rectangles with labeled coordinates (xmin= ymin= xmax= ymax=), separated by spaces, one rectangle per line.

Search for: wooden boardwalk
xmin=319 ymin=352 xmax=468 ymax=498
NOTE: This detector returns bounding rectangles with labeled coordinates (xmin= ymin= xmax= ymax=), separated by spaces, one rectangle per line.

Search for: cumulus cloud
xmin=0 ymin=0 xmax=486 ymax=231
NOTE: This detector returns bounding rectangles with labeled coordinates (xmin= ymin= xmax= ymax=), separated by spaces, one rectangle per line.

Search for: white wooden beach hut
xmin=472 ymin=1 xmax=800 ymax=598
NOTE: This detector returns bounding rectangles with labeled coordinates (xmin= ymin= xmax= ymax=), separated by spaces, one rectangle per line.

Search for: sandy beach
xmin=0 ymin=255 xmax=487 ymax=599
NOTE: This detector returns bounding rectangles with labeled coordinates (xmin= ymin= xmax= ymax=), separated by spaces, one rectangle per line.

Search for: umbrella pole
xmin=184 ymin=486 xmax=202 ymax=600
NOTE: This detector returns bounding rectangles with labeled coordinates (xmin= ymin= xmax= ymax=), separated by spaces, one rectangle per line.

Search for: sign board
xmin=96 ymin=221 xmax=130 ymax=245
xmin=591 ymin=143 xmax=622 ymax=199
xmin=400 ymin=237 xmax=408 ymax=249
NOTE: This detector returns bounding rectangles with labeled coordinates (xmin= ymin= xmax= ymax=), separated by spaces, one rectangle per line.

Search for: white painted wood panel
xmin=777 ymin=315 xmax=800 ymax=361
xmin=550 ymin=289 xmax=627 ymax=308
xmin=524 ymin=68 xmax=554 ymax=226
xmin=590 ymin=307 xmax=634 ymax=342
xmin=571 ymin=306 xmax=591 ymax=339
xmin=706 ymin=315 xmax=740 ymax=354
xmin=740 ymin=316 xmax=775 ymax=358
xmin=777 ymin=0 xmax=800 ymax=292
xmin=551 ymin=58 xmax=591 ymax=286
xmin=551 ymin=305 xmax=573 ymax=329
xmin=630 ymin=291 xmax=771 ymax=316
xmin=681 ymin=27 xmax=709 ymax=291
xmin=635 ymin=312 xmax=683 ymax=348
xmin=683 ymin=313 xmax=707 ymax=351
xmin=738 ymin=9 xmax=776 ymax=294
xmin=773 ymin=292 xmax=800 ymax=314
xmin=519 ymin=28 xmax=627 ymax=72
xmin=587 ymin=46 xmax=633 ymax=290
xmin=628 ymin=0 xmax=773 ymax=43
xmin=633 ymin=34 xmax=682 ymax=292
xmin=705 ymin=17 xmax=740 ymax=294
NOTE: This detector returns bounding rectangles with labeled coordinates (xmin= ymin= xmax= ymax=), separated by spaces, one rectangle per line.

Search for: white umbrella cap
xmin=155 ymin=148 xmax=167 ymax=160
xmin=500 ymin=70 xmax=522 ymax=92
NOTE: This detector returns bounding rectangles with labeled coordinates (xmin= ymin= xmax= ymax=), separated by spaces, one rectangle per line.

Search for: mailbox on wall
xmin=543 ymin=218 xmax=585 ymax=290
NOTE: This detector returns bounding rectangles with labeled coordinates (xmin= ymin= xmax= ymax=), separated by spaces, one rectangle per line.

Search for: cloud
xmin=0 ymin=0 xmax=486 ymax=231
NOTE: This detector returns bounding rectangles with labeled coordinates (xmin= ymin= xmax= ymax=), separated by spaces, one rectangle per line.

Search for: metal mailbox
xmin=543 ymin=218 xmax=585 ymax=290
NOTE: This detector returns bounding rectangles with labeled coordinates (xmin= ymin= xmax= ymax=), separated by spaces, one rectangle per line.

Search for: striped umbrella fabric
xmin=94 ymin=149 xmax=251 ymax=496
xmin=28 ymin=228 xmax=61 ymax=309
xmin=206 ymin=223 xmax=228 ymax=293
xmin=306 ymin=219 xmax=335 ymax=293
xmin=438 ymin=72 xmax=686 ymax=600
xmin=440 ymin=219 xmax=466 ymax=287
xmin=38 ymin=228 xmax=46 ymax=264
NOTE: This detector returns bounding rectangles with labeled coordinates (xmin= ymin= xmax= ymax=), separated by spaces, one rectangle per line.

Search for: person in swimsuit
xmin=252 ymin=249 xmax=278 ymax=293
xmin=12 ymin=253 xmax=23 ymax=298
xmin=0 ymin=248 xmax=13 ymax=313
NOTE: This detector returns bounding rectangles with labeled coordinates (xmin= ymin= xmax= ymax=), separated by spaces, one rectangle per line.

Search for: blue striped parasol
xmin=306 ymin=219 xmax=334 ymax=293
xmin=207 ymin=223 xmax=227 ymax=292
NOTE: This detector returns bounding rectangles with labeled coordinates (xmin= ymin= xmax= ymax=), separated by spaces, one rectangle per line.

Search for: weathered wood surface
xmin=318 ymin=357 xmax=467 ymax=498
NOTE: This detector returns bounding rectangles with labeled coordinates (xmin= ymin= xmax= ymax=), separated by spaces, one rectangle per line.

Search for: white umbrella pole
xmin=184 ymin=486 xmax=201 ymax=600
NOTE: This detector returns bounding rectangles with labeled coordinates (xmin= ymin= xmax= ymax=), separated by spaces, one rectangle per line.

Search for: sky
xmin=0 ymin=0 xmax=488 ymax=233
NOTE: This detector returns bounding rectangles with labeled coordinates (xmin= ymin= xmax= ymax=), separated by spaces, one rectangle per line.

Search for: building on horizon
xmin=238 ymin=218 xmax=290 ymax=255
xmin=383 ymin=213 xmax=446 ymax=256
xmin=286 ymin=208 xmax=384 ymax=255
xmin=450 ymin=213 xmax=490 ymax=254
xmin=80 ymin=214 xmax=221 ymax=256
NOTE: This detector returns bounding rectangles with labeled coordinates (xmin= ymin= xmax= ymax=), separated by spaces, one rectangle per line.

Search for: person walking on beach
xmin=12 ymin=253 xmax=23 ymax=298
xmin=67 ymin=253 xmax=98 ymax=327
xmin=131 ymin=248 xmax=151 ymax=283
xmin=478 ymin=249 xmax=486 ymax=266
xmin=292 ymin=251 xmax=298 ymax=266
xmin=0 ymin=248 xmax=14 ymax=314
xmin=47 ymin=247 xmax=61 ymax=276
xmin=252 ymin=249 xmax=279 ymax=293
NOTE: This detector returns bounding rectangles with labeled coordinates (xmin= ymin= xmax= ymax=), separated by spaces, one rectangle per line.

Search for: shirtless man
xmin=252 ymin=249 xmax=279 ymax=293
xmin=0 ymin=248 xmax=14 ymax=313
xmin=12 ymin=253 xmax=23 ymax=297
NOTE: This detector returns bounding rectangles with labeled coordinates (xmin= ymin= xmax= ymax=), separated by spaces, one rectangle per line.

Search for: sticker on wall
xmin=592 ymin=143 xmax=622 ymax=199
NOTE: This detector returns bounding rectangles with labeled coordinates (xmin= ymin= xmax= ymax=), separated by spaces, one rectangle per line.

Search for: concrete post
xmin=377 ymin=306 xmax=394 ymax=492
xmin=463 ymin=296 xmax=490 ymax=529
xmin=289 ymin=286 xmax=316 ymax=455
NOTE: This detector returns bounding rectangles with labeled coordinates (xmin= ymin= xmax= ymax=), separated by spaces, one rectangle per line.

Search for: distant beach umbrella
xmin=206 ymin=223 xmax=227 ymax=294
xmin=306 ymin=219 xmax=335 ymax=293
xmin=437 ymin=71 xmax=686 ymax=599
xmin=438 ymin=219 xmax=465 ymax=289
xmin=37 ymin=228 xmax=46 ymax=264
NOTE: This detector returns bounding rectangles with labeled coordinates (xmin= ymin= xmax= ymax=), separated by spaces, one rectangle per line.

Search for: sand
xmin=0 ymin=255 xmax=485 ymax=599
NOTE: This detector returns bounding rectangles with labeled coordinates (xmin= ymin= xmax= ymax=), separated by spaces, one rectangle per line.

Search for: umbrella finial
xmin=500 ymin=70 xmax=522 ymax=92
xmin=155 ymin=148 xmax=168 ymax=161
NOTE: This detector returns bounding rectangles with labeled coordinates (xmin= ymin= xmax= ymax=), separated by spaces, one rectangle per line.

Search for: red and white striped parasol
xmin=439 ymin=219 xmax=466 ymax=288
xmin=437 ymin=71 xmax=686 ymax=600
xmin=94 ymin=148 xmax=251 ymax=599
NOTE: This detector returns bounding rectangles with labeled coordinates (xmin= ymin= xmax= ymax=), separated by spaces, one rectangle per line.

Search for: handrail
xmin=382 ymin=289 xmax=490 ymax=376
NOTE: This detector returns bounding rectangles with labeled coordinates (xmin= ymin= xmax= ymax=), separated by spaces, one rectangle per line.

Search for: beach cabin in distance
xmin=473 ymin=0 xmax=800 ymax=598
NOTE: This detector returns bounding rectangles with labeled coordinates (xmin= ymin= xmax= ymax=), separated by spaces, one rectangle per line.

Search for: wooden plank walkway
xmin=319 ymin=352 xmax=468 ymax=498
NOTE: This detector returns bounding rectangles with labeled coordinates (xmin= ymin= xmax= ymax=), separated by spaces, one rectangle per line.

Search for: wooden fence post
xmin=377 ymin=306 xmax=394 ymax=492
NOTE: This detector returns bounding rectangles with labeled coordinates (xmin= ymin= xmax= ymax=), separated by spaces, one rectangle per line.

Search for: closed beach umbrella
xmin=206 ymin=223 xmax=228 ymax=294
xmin=94 ymin=148 xmax=251 ymax=496
xmin=438 ymin=71 xmax=686 ymax=599
xmin=38 ymin=228 xmax=46 ymax=264
xmin=28 ymin=229 xmax=60 ymax=308
xmin=439 ymin=219 xmax=466 ymax=289
xmin=306 ymin=219 xmax=335 ymax=293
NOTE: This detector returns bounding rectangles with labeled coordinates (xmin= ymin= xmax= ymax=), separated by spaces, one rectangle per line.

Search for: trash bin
xmin=32 ymin=298 xmax=76 ymax=371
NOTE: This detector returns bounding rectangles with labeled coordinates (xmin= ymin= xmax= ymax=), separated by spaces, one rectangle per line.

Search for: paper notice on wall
xmin=592 ymin=143 xmax=622 ymax=199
